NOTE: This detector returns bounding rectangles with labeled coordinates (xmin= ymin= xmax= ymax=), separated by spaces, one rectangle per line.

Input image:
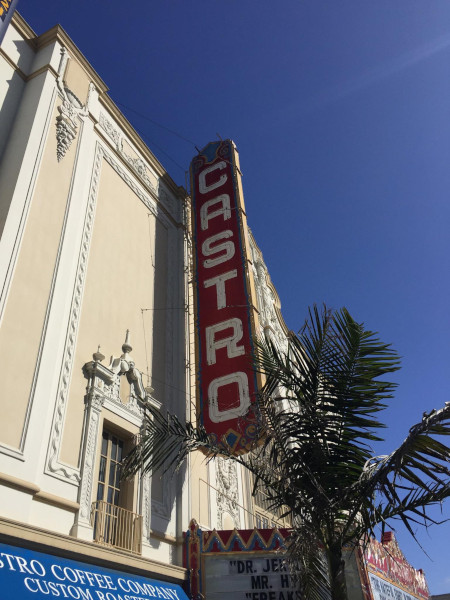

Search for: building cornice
xmin=0 ymin=517 xmax=188 ymax=584
xmin=12 ymin=13 xmax=186 ymax=201
xmin=33 ymin=24 xmax=109 ymax=94
xmin=98 ymin=94 xmax=187 ymax=200
xmin=11 ymin=11 xmax=36 ymax=41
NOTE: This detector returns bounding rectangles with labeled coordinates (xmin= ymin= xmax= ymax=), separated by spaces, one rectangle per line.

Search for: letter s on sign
xmin=202 ymin=231 xmax=235 ymax=269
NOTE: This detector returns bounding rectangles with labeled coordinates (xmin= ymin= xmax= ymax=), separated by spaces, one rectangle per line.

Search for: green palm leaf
xmin=122 ymin=304 xmax=450 ymax=600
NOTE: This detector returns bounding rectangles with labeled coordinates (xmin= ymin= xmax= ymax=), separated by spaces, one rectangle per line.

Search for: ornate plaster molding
xmin=99 ymin=113 xmax=156 ymax=192
xmin=98 ymin=111 xmax=181 ymax=223
xmin=45 ymin=144 xmax=104 ymax=485
xmin=56 ymin=47 xmax=95 ymax=162
xmin=216 ymin=457 xmax=240 ymax=529
xmin=249 ymin=236 xmax=288 ymax=353
xmin=56 ymin=100 xmax=77 ymax=162
xmin=74 ymin=337 xmax=160 ymax=528
xmin=99 ymin=113 xmax=121 ymax=148
xmin=77 ymin=391 xmax=105 ymax=522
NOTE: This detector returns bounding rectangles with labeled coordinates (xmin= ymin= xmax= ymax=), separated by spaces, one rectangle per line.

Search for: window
xmin=97 ymin=431 xmax=123 ymax=508
xmin=91 ymin=429 xmax=142 ymax=553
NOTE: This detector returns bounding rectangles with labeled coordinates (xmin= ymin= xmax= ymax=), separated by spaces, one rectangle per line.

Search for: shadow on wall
xmin=149 ymin=172 xmax=187 ymax=548
xmin=0 ymin=39 xmax=31 ymax=234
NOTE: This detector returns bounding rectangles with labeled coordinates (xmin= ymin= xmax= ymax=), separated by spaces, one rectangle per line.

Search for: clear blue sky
xmin=17 ymin=1 xmax=450 ymax=594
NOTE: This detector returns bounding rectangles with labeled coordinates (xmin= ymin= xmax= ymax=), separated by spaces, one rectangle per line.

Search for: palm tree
xmin=122 ymin=305 xmax=450 ymax=600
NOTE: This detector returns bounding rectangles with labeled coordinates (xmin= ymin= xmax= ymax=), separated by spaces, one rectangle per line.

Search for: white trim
xmin=45 ymin=142 xmax=104 ymax=484
xmin=0 ymin=80 xmax=57 ymax=324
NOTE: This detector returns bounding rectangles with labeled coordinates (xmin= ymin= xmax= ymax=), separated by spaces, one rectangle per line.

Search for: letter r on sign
xmin=206 ymin=318 xmax=244 ymax=365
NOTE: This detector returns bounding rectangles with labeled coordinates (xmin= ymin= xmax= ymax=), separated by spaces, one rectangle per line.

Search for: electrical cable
xmin=116 ymin=100 xmax=199 ymax=148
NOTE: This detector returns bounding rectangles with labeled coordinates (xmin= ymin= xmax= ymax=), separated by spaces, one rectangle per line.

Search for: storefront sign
xmin=0 ymin=0 xmax=19 ymax=44
xmin=185 ymin=520 xmax=294 ymax=599
xmin=368 ymin=572 xmax=420 ymax=600
xmin=203 ymin=554 xmax=300 ymax=600
xmin=190 ymin=140 xmax=260 ymax=454
xmin=362 ymin=533 xmax=428 ymax=600
xmin=0 ymin=542 xmax=189 ymax=600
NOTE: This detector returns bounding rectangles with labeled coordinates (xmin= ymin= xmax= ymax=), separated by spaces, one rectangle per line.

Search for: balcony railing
xmin=91 ymin=500 xmax=142 ymax=554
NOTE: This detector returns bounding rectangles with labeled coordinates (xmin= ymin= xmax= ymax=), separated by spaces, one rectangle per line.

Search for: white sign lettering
xmin=208 ymin=372 xmax=250 ymax=422
xmin=201 ymin=194 xmax=231 ymax=230
xmin=204 ymin=270 xmax=237 ymax=310
xmin=206 ymin=318 xmax=244 ymax=365
xmin=199 ymin=161 xmax=228 ymax=194
xmin=202 ymin=230 xmax=235 ymax=268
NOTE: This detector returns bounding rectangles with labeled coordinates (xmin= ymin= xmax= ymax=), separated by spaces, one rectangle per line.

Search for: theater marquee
xmin=190 ymin=140 xmax=260 ymax=454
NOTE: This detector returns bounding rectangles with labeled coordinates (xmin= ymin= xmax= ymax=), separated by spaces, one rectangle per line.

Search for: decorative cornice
xmin=11 ymin=12 xmax=37 ymax=42
xmin=0 ymin=472 xmax=40 ymax=495
xmin=12 ymin=12 xmax=184 ymax=200
xmin=98 ymin=112 xmax=182 ymax=224
xmin=33 ymin=24 xmax=108 ymax=94
xmin=98 ymin=94 xmax=186 ymax=202
xmin=0 ymin=473 xmax=79 ymax=511
xmin=99 ymin=113 xmax=157 ymax=194
xmin=0 ymin=517 xmax=188 ymax=583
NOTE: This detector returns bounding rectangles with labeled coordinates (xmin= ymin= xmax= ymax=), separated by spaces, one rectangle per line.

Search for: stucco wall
xmin=60 ymin=159 xmax=168 ymax=466
xmin=0 ymin=101 xmax=77 ymax=449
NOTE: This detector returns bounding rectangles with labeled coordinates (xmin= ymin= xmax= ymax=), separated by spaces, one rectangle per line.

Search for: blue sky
xmin=17 ymin=1 xmax=450 ymax=594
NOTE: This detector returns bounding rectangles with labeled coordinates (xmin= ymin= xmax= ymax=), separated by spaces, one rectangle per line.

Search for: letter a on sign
xmin=190 ymin=140 xmax=261 ymax=454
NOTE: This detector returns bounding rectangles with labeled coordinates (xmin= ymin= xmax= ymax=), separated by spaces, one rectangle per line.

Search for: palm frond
xmin=121 ymin=304 xmax=450 ymax=600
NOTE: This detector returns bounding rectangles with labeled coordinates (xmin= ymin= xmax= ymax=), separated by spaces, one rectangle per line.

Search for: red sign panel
xmin=190 ymin=140 xmax=259 ymax=453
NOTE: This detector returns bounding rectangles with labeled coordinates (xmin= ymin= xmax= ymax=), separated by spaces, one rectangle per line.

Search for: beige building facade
xmin=0 ymin=11 xmax=191 ymax=592
xmin=0 ymin=12 xmax=291 ymax=596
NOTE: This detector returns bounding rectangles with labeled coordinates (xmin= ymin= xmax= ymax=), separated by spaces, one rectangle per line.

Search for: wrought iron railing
xmin=91 ymin=500 xmax=142 ymax=554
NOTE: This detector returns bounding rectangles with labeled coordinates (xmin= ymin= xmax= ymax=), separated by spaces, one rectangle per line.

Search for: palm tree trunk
xmin=327 ymin=545 xmax=348 ymax=600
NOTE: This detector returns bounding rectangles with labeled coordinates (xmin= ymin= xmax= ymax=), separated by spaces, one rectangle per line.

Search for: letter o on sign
xmin=208 ymin=372 xmax=250 ymax=423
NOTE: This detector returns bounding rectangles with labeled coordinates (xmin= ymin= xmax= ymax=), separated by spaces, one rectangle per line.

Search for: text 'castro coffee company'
xmin=190 ymin=140 xmax=260 ymax=454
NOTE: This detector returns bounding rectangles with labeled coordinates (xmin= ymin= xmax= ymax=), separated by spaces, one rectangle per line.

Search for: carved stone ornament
xmin=75 ymin=334 xmax=161 ymax=529
xmin=83 ymin=331 xmax=157 ymax=421
xmin=56 ymin=100 xmax=77 ymax=162
xmin=216 ymin=457 xmax=240 ymax=529
xmin=99 ymin=114 xmax=156 ymax=194
xmin=56 ymin=47 xmax=95 ymax=162
xmin=250 ymin=235 xmax=288 ymax=353
xmin=99 ymin=113 xmax=121 ymax=148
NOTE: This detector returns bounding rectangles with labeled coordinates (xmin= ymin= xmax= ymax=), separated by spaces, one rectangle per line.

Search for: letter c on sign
xmin=199 ymin=161 xmax=227 ymax=194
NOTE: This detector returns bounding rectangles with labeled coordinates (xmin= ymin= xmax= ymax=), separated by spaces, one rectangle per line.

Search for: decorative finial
xmin=93 ymin=345 xmax=105 ymax=362
xmin=122 ymin=329 xmax=132 ymax=355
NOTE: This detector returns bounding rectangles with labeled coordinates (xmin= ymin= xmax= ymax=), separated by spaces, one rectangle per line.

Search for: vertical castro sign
xmin=0 ymin=0 xmax=19 ymax=45
xmin=190 ymin=140 xmax=260 ymax=454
